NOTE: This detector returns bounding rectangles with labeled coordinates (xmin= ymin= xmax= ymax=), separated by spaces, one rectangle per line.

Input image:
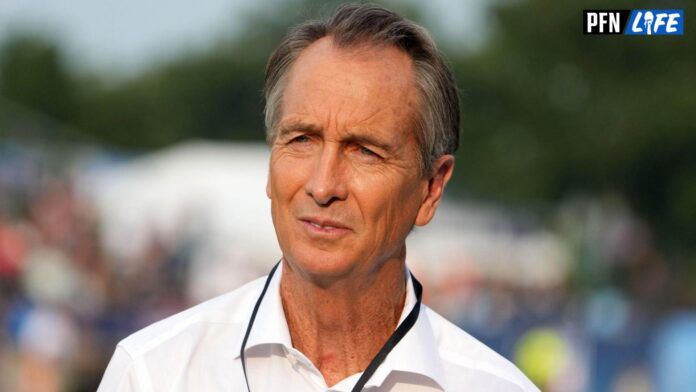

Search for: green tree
xmin=450 ymin=0 xmax=696 ymax=251
xmin=0 ymin=34 xmax=77 ymax=123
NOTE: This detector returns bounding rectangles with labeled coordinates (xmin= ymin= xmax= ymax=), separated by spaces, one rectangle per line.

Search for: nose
xmin=304 ymin=145 xmax=348 ymax=206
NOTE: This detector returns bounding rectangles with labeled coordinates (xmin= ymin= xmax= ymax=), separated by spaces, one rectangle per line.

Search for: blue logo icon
xmin=625 ymin=10 xmax=684 ymax=35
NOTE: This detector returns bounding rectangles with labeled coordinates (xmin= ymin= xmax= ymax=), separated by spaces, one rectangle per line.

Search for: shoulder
xmin=116 ymin=276 xmax=265 ymax=359
xmin=424 ymin=306 xmax=540 ymax=392
xmin=98 ymin=277 xmax=266 ymax=391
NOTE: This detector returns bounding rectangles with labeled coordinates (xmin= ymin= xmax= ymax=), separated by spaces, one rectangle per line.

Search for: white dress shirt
xmin=98 ymin=263 xmax=539 ymax=391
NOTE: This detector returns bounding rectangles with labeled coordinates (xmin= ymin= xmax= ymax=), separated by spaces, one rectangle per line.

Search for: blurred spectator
xmin=651 ymin=313 xmax=696 ymax=392
xmin=0 ymin=136 xmax=692 ymax=391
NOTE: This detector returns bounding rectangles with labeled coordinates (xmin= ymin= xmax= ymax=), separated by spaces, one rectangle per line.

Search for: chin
xmin=283 ymin=245 xmax=359 ymax=282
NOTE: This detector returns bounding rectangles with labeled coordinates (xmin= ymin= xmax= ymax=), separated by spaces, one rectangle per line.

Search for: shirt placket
xmin=285 ymin=347 xmax=329 ymax=391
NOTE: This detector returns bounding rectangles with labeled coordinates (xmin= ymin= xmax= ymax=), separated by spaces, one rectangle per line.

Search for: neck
xmin=279 ymin=254 xmax=407 ymax=387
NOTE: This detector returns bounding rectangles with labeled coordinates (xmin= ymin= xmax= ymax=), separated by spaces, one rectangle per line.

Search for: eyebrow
xmin=276 ymin=120 xmax=396 ymax=154
xmin=277 ymin=121 xmax=322 ymax=139
xmin=343 ymin=131 xmax=395 ymax=154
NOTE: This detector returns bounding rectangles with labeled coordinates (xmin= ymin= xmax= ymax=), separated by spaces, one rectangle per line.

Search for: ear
xmin=266 ymin=174 xmax=272 ymax=199
xmin=414 ymin=155 xmax=455 ymax=227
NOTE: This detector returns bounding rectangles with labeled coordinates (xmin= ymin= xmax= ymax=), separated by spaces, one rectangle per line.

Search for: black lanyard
xmin=240 ymin=261 xmax=423 ymax=392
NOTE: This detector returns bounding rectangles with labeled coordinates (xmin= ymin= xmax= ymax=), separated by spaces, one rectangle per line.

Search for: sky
xmin=0 ymin=0 xmax=491 ymax=77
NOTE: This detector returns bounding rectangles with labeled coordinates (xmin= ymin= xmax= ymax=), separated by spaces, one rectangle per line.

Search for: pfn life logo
xmin=583 ymin=10 xmax=684 ymax=35
xmin=626 ymin=10 xmax=683 ymax=35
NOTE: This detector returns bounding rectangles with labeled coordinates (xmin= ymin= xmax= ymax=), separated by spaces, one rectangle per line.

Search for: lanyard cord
xmin=239 ymin=261 xmax=423 ymax=392
xmin=240 ymin=261 xmax=280 ymax=392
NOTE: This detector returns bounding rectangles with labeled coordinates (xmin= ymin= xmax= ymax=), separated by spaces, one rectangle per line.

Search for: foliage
xmin=0 ymin=0 xmax=694 ymax=253
xmin=450 ymin=0 xmax=695 ymax=250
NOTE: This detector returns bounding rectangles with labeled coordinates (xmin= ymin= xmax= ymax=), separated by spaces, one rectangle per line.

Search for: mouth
xmin=298 ymin=217 xmax=351 ymax=237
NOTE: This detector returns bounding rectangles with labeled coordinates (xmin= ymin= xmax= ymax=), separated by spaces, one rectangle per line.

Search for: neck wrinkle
xmin=279 ymin=256 xmax=408 ymax=387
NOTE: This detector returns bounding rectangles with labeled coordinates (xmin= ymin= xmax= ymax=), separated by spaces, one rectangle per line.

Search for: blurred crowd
xmin=0 ymin=144 xmax=209 ymax=391
xmin=0 ymin=141 xmax=694 ymax=392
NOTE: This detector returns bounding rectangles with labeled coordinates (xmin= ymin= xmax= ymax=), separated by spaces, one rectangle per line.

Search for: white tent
xmin=79 ymin=141 xmax=278 ymax=300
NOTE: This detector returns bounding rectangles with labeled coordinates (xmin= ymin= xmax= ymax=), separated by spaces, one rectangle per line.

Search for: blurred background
xmin=1 ymin=0 xmax=694 ymax=391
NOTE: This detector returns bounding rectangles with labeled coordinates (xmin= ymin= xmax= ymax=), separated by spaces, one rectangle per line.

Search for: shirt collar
xmin=234 ymin=263 xmax=447 ymax=391
xmin=237 ymin=262 xmax=293 ymax=353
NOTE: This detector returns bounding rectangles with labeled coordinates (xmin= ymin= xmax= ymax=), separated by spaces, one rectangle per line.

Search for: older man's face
xmin=267 ymin=37 xmax=437 ymax=280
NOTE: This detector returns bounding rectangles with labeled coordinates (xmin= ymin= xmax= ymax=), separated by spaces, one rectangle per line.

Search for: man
xmin=99 ymin=4 xmax=539 ymax=391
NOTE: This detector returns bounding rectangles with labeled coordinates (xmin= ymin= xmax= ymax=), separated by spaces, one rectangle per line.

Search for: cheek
xmin=268 ymin=154 xmax=308 ymax=202
xmin=353 ymin=172 xmax=424 ymax=239
xmin=269 ymin=155 xmax=308 ymax=245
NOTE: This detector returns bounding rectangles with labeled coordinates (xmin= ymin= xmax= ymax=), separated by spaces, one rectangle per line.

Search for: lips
xmin=298 ymin=216 xmax=351 ymax=237
xmin=299 ymin=216 xmax=350 ymax=230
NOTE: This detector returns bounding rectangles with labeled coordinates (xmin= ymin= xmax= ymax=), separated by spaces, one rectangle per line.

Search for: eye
xmin=289 ymin=135 xmax=310 ymax=144
xmin=357 ymin=145 xmax=382 ymax=160
xmin=360 ymin=146 xmax=376 ymax=156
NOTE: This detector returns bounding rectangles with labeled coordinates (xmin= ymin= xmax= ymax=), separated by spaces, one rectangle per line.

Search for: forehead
xmin=280 ymin=37 xmax=419 ymax=140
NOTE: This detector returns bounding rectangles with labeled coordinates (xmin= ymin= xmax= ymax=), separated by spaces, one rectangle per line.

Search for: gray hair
xmin=264 ymin=3 xmax=459 ymax=175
